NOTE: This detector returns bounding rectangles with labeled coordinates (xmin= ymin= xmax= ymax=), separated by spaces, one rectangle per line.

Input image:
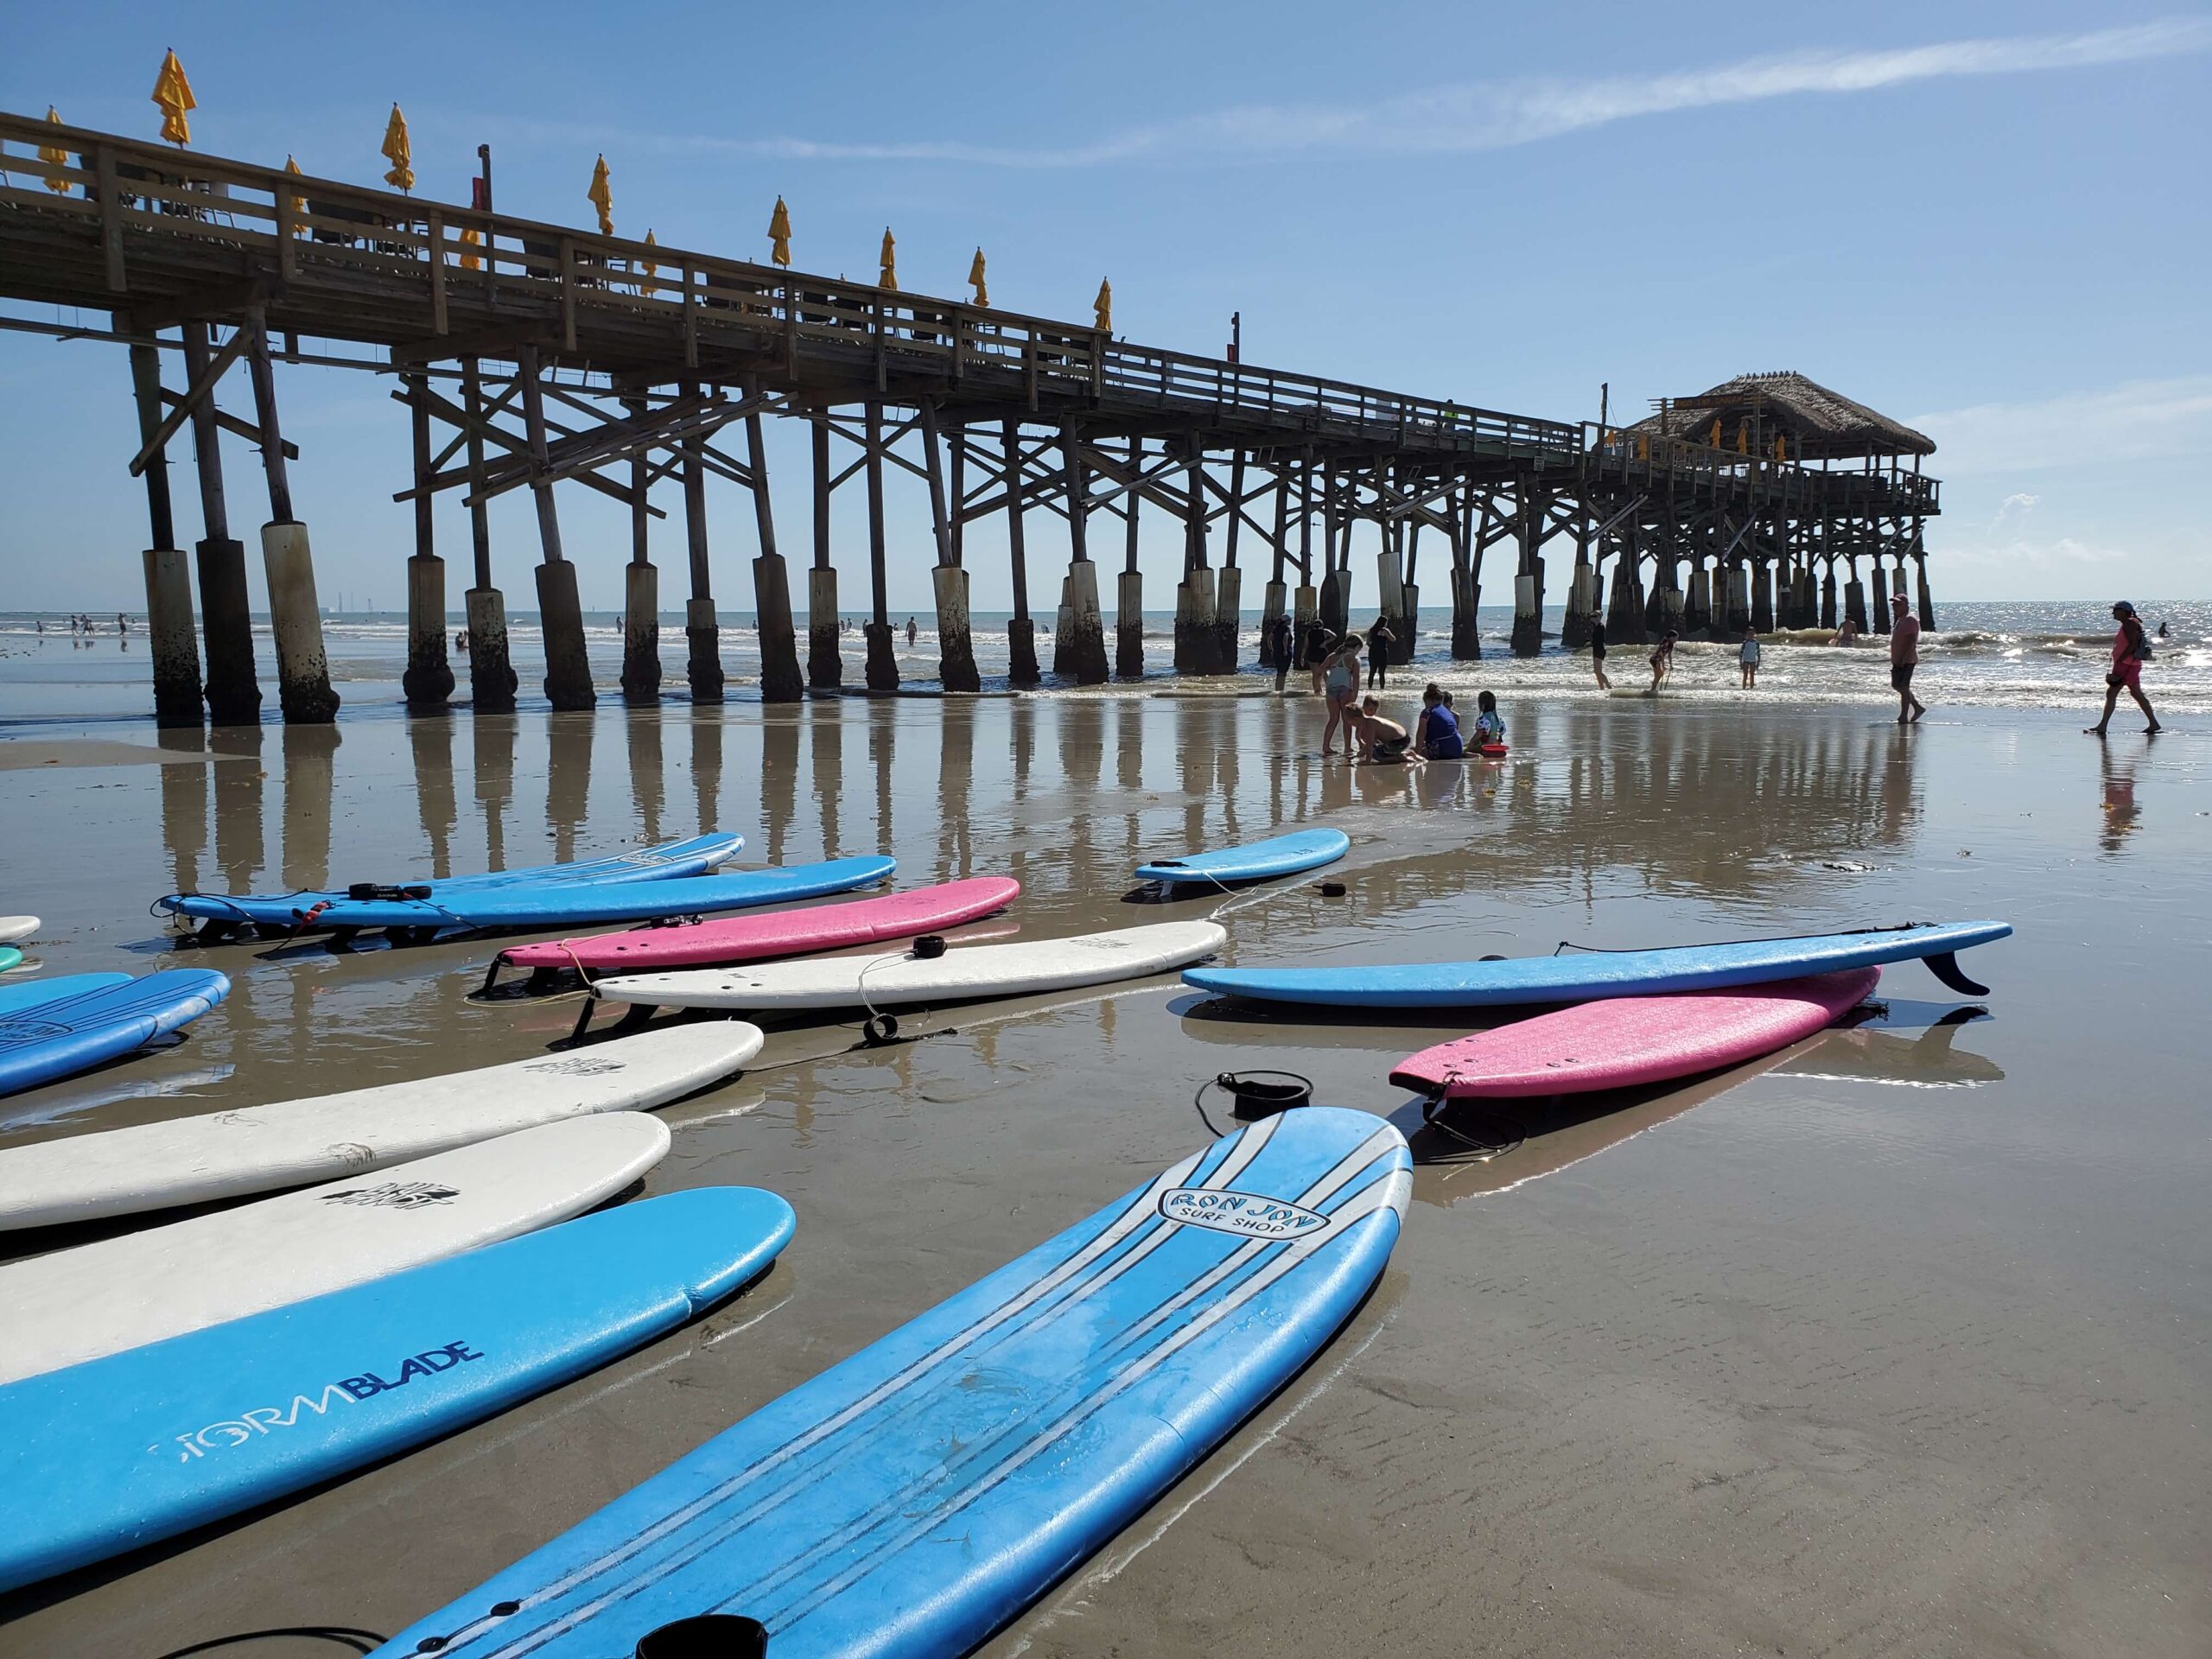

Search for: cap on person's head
xmin=1891 ymin=592 xmax=1908 ymax=607
xmin=2113 ymin=600 xmax=2136 ymax=616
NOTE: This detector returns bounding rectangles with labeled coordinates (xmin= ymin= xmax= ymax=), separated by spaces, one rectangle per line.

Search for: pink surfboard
xmin=1389 ymin=967 xmax=1880 ymax=1098
xmin=494 ymin=877 xmax=1020 ymax=979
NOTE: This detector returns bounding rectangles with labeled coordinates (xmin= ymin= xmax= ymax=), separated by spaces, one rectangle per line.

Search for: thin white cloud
xmin=1911 ymin=375 xmax=2212 ymax=474
xmin=1943 ymin=535 xmax=2132 ymax=569
xmin=555 ymin=17 xmax=2212 ymax=168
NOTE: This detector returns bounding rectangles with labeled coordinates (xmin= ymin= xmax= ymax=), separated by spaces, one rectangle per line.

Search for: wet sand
xmin=1 ymin=694 xmax=2206 ymax=1657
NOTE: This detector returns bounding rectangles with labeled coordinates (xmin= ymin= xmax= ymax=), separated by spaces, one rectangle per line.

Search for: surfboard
xmin=1135 ymin=827 xmax=1349 ymax=887
xmin=158 ymin=832 xmax=747 ymax=933
xmin=0 ymin=969 xmax=231 ymax=1098
xmin=0 ymin=1023 xmax=761 ymax=1231
xmin=1389 ymin=968 xmax=1882 ymax=1098
xmin=0 ymin=972 xmax=131 ymax=1018
xmin=591 ymin=921 xmax=1227 ymax=1015
xmin=0 ymin=947 xmax=19 ymax=976
xmin=492 ymin=877 xmax=1021 ymax=984
xmin=372 ymin=1106 xmax=1410 ymax=1659
xmin=1183 ymin=920 xmax=2011 ymax=1008
xmin=0 ymin=1185 xmax=795 ymax=1594
xmin=0 ymin=917 xmax=36 ymax=944
xmin=181 ymin=855 xmax=897 ymax=943
xmin=0 ymin=1112 xmax=671 ymax=1386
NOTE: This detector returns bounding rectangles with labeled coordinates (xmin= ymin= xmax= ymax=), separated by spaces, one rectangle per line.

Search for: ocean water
xmin=3 ymin=600 xmax=2205 ymax=723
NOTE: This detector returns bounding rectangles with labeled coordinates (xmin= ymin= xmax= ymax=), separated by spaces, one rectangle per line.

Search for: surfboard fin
xmin=1923 ymin=951 xmax=1991 ymax=997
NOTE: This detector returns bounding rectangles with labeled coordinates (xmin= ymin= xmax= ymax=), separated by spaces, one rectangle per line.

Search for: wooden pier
xmin=0 ymin=113 xmax=1942 ymax=724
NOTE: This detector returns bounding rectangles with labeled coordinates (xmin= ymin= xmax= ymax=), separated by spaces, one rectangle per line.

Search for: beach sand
xmin=0 ymin=694 xmax=2205 ymax=1657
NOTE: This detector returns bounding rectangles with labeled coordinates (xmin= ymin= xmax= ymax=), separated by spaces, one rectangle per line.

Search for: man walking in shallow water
xmin=1890 ymin=594 xmax=1926 ymax=725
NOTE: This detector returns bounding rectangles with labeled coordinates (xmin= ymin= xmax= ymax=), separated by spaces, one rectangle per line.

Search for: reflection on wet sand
xmin=278 ymin=726 xmax=339 ymax=893
xmin=627 ymin=709 xmax=665 ymax=847
xmin=546 ymin=713 xmax=594 ymax=863
xmin=211 ymin=725 xmax=264 ymax=896
xmin=156 ymin=728 xmax=207 ymax=896
xmin=811 ymin=704 xmax=844 ymax=860
xmin=2100 ymin=744 xmax=2143 ymax=855
xmin=938 ymin=704 xmax=974 ymax=876
xmin=474 ymin=714 xmax=517 ymax=873
xmin=1776 ymin=1006 xmax=2003 ymax=1087
xmin=690 ymin=709 xmax=723 ymax=834
xmin=410 ymin=715 xmax=456 ymax=880
xmin=763 ymin=715 xmax=799 ymax=866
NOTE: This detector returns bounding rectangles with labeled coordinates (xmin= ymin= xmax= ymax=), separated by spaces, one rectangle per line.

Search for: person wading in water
xmin=2086 ymin=600 xmax=2161 ymax=737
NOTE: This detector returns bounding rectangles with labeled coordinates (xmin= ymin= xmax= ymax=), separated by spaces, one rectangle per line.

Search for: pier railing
xmin=1582 ymin=426 xmax=1940 ymax=516
xmin=1 ymin=112 xmax=1579 ymax=462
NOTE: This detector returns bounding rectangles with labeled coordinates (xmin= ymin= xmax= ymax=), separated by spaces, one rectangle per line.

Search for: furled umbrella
xmin=38 ymin=108 xmax=71 ymax=195
xmin=640 ymin=227 xmax=658 ymax=295
xmin=879 ymin=227 xmax=897 ymax=291
xmin=588 ymin=154 xmax=613 ymax=236
xmin=1094 ymin=277 xmax=1111 ymax=333
xmin=283 ymin=155 xmax=307 ymax=233
xmin=967 ymin=247 xmax=988 ymax=308
xmin=151 ymin=48 xmax=195 ymax=146
xmin=381 ymin=104 xmax=414 ymax=194
xmin=767 ymin=195 xmax=791 ymax=267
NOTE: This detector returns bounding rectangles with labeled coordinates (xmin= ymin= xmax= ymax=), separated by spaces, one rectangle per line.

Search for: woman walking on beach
xmin=1589 ymin=615 xmax=1611 ymax=690
xmin=1366 ymin=616 xmax=1395 ymax=690
xmin=1890 ymin=594 xmax=1925 ymax=724
xmin=2086 ymin=600 xmax=2161 ymax=736
xmin=1320 ymin=635 xmax=1363 ymax=758
xmin=1649 ymin=630 xmax=1676 ymax=693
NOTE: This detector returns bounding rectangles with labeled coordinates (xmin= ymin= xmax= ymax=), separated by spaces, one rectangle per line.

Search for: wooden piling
xmin=1114 ymin=436 xmax=1144 ymax=679
xmin=1451 ymin=486 xmax=1483 ymax=659
xmin=518 ymin=346 xmax=594 ymax=710
xmin=680 ymin=380 xmax=724 ymax=702
xmin=862 ymin=401 xmax=898 ymax=690
xmin=1173 ymin=438 xmax=1217 ymax=675
xmin=1212 ymin=448 xmax=1245 ymax=672
xmin=1510 ymin=481 xmax=1545 ymax=658
xmin=745 ymin=400 xmax=806 ymax=702
xmin=403 ymin=372 xmax=455 ymax=708
xmin=126 ymin=339 xmax=203 ymax=728
xmin=620 ymin=394 xmax=663 ymax=701
xmin=1057 ymin=423 xmax=1109 ymax=684
xmin=1004 ymin=420 xmax=1040 ymax=686
xmin=461 ymin=358 xmax=518 ymax=712
xmin=176 ymin=324 xmax=259 ymax=725
xmin=807 ymin=419 xmax=842 ymax=689
xmin=919 ymin=401 xmax=980 ymax=693
xmin=245 ymin=311 xmax=339 ymax=723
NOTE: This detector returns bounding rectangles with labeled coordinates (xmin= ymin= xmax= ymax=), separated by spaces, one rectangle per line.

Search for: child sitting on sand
xmin=1471 ymin=690 xmax=1505 ymax=747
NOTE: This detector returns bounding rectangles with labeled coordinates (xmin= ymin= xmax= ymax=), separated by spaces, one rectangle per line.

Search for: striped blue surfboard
xmin=0 ymin=969 xmax=230 ymax=1097
xmin=0 ymin=973 xmax=131 ymax=1020
xmin=375 ymin=1106 xmax=1411 ymax=1659
xmin=1135 ymin=827 xmax=1351 ymax=887
xmin=159 ymin=832 xmax=746 ymax=931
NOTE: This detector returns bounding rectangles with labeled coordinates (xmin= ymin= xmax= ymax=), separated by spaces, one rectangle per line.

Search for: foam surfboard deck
xmin=0 ymin=1185 xmax=795 ymax=1594
xmin=495 ymin=877 xmax=1021 ymax=979
xmin=189 ymin=855 xmax=898 ymax=940
xmin=1184 ymin=920 xmax=2012 ymax=1008
xmin=594 ymin=920 xmax=1227 ymax=1014
xmin=0 ymin=947 xmax=18 ymax=976
xmin=0 ymin=1023 xmax=761 ymax=1231
xmin=0 ymin=1112 xmax=671 ymax=1386
xmin=373 ymin=1106 xmax=1411 ymax=1659
xmin=0 ymin=969 xmax=231 ymax=1098
xmin=0 ymin=973 xmax=131 ymax=1018
xmin=159 ymin=833 xmax=747 ymax=931
xmin=1135 ymin=827 xmax=1350 ymax=886
xmin=0 ymin=917 xmax=38 ymax=944
xmin=1390 ymin=968 xmax=1882 ymax=1098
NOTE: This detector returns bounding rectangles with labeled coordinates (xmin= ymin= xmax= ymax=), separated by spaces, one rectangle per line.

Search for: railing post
xmin=557 ymin=237 xmax=577 ymax=351
xmin=96 ymin=145 xmax=126 ymax=292
xmin=427 ymin=212 xmax=448 ymax=335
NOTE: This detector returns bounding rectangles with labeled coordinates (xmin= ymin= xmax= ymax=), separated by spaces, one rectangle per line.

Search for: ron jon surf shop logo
xmin=1160 ymin=1188 xmax=1330 ymax=1240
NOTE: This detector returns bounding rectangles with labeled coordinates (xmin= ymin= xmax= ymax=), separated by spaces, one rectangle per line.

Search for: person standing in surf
xmin=1588 ymin=614 xmax=1611 ymax=690
xmin=1890 ymin=593 xmax=1926 ymax=724
xmin=1739 ymin=632 xmax=1761 ymax=690
xmin=1649 ymin=630 xmax=1677 ymax=693
xmin=1366 ymin=616 xmax=1395 ymax=690
xmin=1268 ymin=613 xmax=1295 ymax=693
xmin=2086 ymin=600 xmax=2161 ymax=737
xmin=1320 ymin=634 xmax=1363 ymax=759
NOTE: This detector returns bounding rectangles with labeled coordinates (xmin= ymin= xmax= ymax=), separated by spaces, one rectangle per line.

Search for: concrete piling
xmin=260 ymin=521 xmax=340 ymax=723
xmin=404 ymin=554 xmax=454 ymax=707
xmin=1115 ymin=569 xmax=1145 ymax=679
xmin=932 ymin=564 xmax=981 ymax=693
xmin=1259 ymin=579 xmax=1287 ymax=667
xmin=807 ymin=566 xmax=841 ymax=690
xmin=1211 ymin=564 xmax=1242 ymax=673
xmin=535 ymin=557 xmax=596 ymax=710
xmin=466 ymin=586 xmax=518 ymax=710
xmin=622 ymin=561 xmax=661 ymax=701
xmin=142 ymin=547 xmax=203 ymax=728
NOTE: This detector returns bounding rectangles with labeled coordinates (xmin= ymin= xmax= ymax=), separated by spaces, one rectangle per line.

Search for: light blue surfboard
xmin=374 ymin=1106 xmax=1411 ymax=1659
xmin=0 ymin=973 xmax=132 ymax=1019
xmin=159 ymin=832 xmax=746 ymax=931
xmin=0 ymin=969 xmax=230 ymax=1097
xmin=0 ymin=1186 xmax=795 ymax=1593
xmin=0 ymin=947 xmax=19 ymax=976
xmin=178 ymin=856 xmax=896 ymax=942
xmin=1135 ymin=827 xmax=1351 ymax=887
xmin=1184 ymin=919 xmax=2014 ymax=1008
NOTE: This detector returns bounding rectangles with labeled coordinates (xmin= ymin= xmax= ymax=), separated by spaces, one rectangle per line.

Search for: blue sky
xmin=3 ymin=1 xmax=2208 ymax=612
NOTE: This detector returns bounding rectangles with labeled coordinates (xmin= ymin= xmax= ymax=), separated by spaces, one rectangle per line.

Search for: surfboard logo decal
xmin=316 ymin=1179 xmax=462 ymax=1209
xmin=162 ymin=1342 xmax=486 ymax=1462
xmin=1158 ymin=1188 xmax=1331 ymax=1240
xmin=523 ymin=1056 xmax=628 ymax=1077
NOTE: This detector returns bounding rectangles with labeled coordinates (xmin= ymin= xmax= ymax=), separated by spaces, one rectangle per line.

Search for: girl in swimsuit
xmin=1321 ymin=634 xmax=1363 ymax=758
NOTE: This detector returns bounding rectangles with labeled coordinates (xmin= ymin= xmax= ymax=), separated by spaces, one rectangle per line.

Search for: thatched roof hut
xmin=1630 ymin=372 xmax=1934 ymax=461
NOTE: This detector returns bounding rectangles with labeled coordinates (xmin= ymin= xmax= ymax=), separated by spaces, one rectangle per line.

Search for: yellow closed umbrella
xmin=381 ymin=104 xmax=414 ymax=194
xmin=152 ymin=48 xmax=195 ymax=146
xmin=639 ymin=227 xmax=658 ymax=293
xmin=283 ymin=156 xmax=308 ymax=233
xmin=1707 ymin=417 xmax=1722 ymax=448
xmin=588 ymin=154 xmax=613 ymax=236
xmin=767 ymin=195 xmax=791 ymax=267
xmin=1773 ymin=433 xmax=1787 ymax=463
xmin=1735 ymin=418 xmax=1749 ymax=454
xmin=967 ymin=247 xmax=988 ymax=308
xmin=39 ymin=108 xmax=71 ymax=195
xmin=460 ymin=226 xmax=481 ymax=271
xmin=879 ymin=227 xmax=897 ymax=291
xmin=1094 ymin=277 xmax=1111 ymax=333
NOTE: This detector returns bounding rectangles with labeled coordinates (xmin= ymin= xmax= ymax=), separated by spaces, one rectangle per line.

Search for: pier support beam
xmin=807 ymin=422 xmax=842 ymax=690
xmin=1004 ymin=423 xmax=1039 ymax=687
xmin=1751 ymin=558 xmax=1775 ymax=635
xmin=1116 ymin=569 xmax=1144 ymax=679
xmin=863 ymin=402 xmax=898 ymax=691
xmin=402 ymin=374 xmax=454 ymax=709
xmin=1293 ymin=582 xmax=1319 ymax=670
xmin=1451 ymin=489 xmax=1483 ymax=659
xmin=620 ymin=396 xmax=662 ymax=702
xmin=245 ymin=314 xmax=338 ymax=723
xmin=1173 ymin=442 xmax=1217 ymax=676
xmin=125 ymin=340 xmax=204 ymax=727
xmin=1510 ymin=486 xmax=1545 ymax=658
xmin=682 ymin=385 xmax=724 ymax=702
xmin=1213 ymin=565 xmax=1242 ymax=675
xmin=1561 ymin=504 xmax=1594 ymax=650
xmin=919 ymin=403 xmax=979 ymax=693
xmin=1260 ymin=579 xmax=1287 ymax=666
xmin=516 ymin=348 xmax=594 ymax=710
xmin=745 ymin=404 xmax=805 ymax=702
xmin=1871 ymin=561 xmax=1891 ymax=634
xmin=176 ymin=324 xmax=260 ymax=725
xmin=461 ymin=361 xmax=517 ymax=712
xmin=1914 ymin=552 xmax=1935 ymax=632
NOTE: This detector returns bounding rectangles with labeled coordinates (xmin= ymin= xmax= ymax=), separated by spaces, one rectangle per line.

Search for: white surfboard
xmin=592 ymin=921 xmax=1228 ymax=1014
xmin=0 ymin=917 xmax=36 ymax=944
xmin=0 ymin=1113 xmax=671 ymax=1386
xmin=0 ymin=1024 xmax=758 ymax=1232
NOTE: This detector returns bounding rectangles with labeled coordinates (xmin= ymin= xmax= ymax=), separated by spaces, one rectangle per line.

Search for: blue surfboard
xmin=180 ymin=857 xmax=896 ymax=942
xmin=0 ymin=1186 xmax=795 ymax=1593
xmin=159 ymin=832 xmax=747 ymax=932
xmin=1184 ymin=919 xmax=2014 ymax=1008
xmin=0 ymin=969 xmax=230 ymax=1097
xmin=374 ymin=1107 xmax=1409 ymax=1659
xmin=0 ymin=973 xmax=133 ymax=1019
xmin=1136 ymin=827 xmax=1351 ymax=887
